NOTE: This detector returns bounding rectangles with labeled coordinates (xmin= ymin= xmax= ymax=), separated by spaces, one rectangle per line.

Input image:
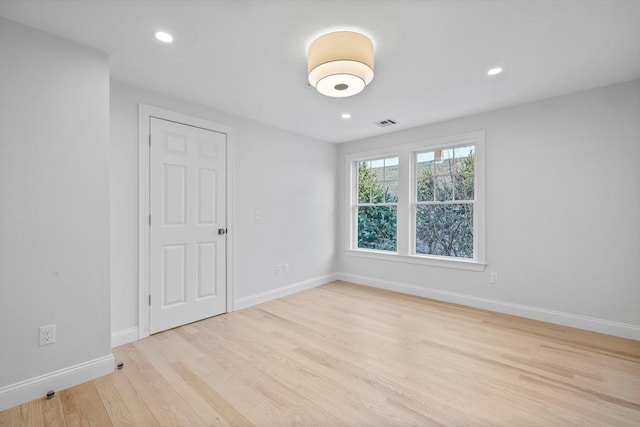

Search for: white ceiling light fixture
xmin=341 ymin=113 xmax=352 ymax=119
xmin=487 ymin=67 xmax=503 ymax=76
xmin=308 ymin=31 xmax=374 ymax=98
xmin=154 ymin=31 xmax=173 ymax=43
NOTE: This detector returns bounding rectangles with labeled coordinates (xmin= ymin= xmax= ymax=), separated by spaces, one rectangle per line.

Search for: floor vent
xmin=376 ymin=119 xmax=397 ymax=127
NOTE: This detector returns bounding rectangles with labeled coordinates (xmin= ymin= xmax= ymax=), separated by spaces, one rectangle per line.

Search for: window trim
xmin=346 ymin=130 xmax=486 ymax=271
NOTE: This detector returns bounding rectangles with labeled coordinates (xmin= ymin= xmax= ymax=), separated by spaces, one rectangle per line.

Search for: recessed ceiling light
xmin=341 ymin=113 xmax=352 ymax=119
xmin=155 ymin=31 xmax=173 ymax=43
xmin=487 ymin=67 xmax=503 ymax=76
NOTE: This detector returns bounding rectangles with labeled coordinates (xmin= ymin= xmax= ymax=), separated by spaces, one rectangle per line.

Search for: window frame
xmin=346 ymin=131 xmax=486 ymax=271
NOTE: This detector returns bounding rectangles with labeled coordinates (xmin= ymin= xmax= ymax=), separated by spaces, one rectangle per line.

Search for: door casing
xmin=138 ymin=104 xmax=235 ymax=339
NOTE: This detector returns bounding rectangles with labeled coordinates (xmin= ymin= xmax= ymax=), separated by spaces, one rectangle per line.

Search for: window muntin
xmin=415 ymin=145 xmax=475 ymax=259
xmin=355 ymin=157 xmax=398 ymax=251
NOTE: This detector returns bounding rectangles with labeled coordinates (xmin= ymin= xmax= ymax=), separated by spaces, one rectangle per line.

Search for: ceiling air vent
xmin=375 ymin=119 xmax=397 ymax=127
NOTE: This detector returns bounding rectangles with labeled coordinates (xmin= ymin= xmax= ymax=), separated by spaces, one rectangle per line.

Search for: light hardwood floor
xmin=2 ymin=281 xmax=639 ymax=426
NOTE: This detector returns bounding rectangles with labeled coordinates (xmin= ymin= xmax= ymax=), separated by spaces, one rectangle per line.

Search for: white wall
xmin=0 ymin=18 xmax=112 ymax=409
xmin=337 ymin=80 xmax=640 ymax=338
xmin=110 ymin=81 xmax=337 ymax=340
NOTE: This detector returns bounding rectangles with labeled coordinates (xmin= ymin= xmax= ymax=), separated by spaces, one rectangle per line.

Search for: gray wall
xmin=0 ymin=17 xmax=112 ymax=392
xmin=338 ymin=79 xmax=640 ymax=336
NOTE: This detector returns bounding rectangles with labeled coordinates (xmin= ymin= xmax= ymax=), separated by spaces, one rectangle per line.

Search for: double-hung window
xmin=347 ymin=131 xmax=485 ymax=271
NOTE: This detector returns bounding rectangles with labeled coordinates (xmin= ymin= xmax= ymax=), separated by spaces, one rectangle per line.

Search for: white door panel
xmin=150 ymin=117 xmax=226 ymax=334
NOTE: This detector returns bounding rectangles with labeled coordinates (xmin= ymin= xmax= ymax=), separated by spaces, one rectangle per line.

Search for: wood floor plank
xmin=233 ymin=308 xmax=501 ymax=425
xmin=59 ymin=381 xmax=113 ymax=427
xmin=99 ymin=367 xmax=159 ymax=427
xmin=171 ymin=361 xmax=254 ymax=426
xmin=135 ymin=337 xmax=232 ymax=426
xmin=94 ymin=374 xmax=137 ymax=426
xmin=20 ymin=399 xmax=43 ymax=427
xmin=41 ymin=394 xmax=67 ymax=427
xmin=111 ymin=344 xmax=207 ymax=426
xmin=0 ymin=405 xmax=21 ymax=427
xmin=183 ymin=320 xmax=392 ymax=426
xmin=2 ymin=281 xmax=639 ymax=426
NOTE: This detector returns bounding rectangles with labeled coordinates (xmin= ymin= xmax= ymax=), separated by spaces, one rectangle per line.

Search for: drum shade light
xmin=307 ymin=31 xmax=374 ymax=98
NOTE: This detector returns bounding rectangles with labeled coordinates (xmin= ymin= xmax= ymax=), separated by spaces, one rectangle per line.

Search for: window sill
xmin=344 ymin=249 xmax=487 ymax=272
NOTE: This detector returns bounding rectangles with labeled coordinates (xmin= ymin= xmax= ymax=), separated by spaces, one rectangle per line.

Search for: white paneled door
xmin=149 ymin=117 xmax=227 ymax=334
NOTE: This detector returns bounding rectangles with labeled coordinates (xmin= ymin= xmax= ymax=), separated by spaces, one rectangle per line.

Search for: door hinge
xmin=149 ymin=214 xmax=151 ymax=226
xmin=148 ymin=135 xmax=151 ymax=146
xmin=149 ymin=294 xmax=151 ymax=306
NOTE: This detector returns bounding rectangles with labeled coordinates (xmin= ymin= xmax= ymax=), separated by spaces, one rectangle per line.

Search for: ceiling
xmin=1 ymin=0 xmax=639 ymax=143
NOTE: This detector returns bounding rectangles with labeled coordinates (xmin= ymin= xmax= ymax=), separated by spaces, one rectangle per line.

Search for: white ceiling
xmin=1 ymin=0 xmax=639 ymax=143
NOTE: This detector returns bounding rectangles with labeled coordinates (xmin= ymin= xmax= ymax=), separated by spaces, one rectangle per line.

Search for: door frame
xmin=137 ymin=104 xmax=235 ymax=339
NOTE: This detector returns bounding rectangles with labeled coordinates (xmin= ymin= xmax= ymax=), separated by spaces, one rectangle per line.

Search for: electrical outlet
xmin=276 ymin=264 xmax=283 ymax=275
xmin=39 ymin=324 xmax=56 ymax=346
xmin=284 ymin=263 xmax=290 ymax=274
xmin=490 ymin=272 xmax=498 ymax=284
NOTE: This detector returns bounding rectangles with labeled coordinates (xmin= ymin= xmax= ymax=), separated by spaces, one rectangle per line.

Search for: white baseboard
xmin=337 ymin=272 xmax=640 ymax=341
xmin=0 ymin=354 xmax=114 ymax=411
xmin=111 ymin=326 xmax=139 ymax=348
xmin=234 ymin=273 xmax=339 ymax=310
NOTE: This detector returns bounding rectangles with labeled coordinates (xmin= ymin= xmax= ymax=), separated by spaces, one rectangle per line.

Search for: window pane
xmin=357 ymin=157 xmax=398 ymax=204
xmin=383 ymin=158 xmax=399 ymax=202
xmin=357 ymin=161 xmax=384 ymax=203
xmin=370 ymin=159 xmax=384 ymax=169
xmin=384 ymin=163 xmax=398 ymax=181
xmin=358 ymin=206 xmax=397 ymax=251
xmin=417 ymin=152 xmax=434 ymax=163
xmin=416 ymin=158 xmax=434 ymax=202
xmin=454 ymin=146 xmax=475 ymax=201
xmin=454 ymin=145 xmax=474 ymax=159
xmin=384 ymin=181 xmax=398 ymax=203
xmin=435 ymin=149 xmax=454 ymax=175
xmin=435 ymin=175 xmax=453 ymax=201
xmin=416 ymin=204 xmax=473 ymax=258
